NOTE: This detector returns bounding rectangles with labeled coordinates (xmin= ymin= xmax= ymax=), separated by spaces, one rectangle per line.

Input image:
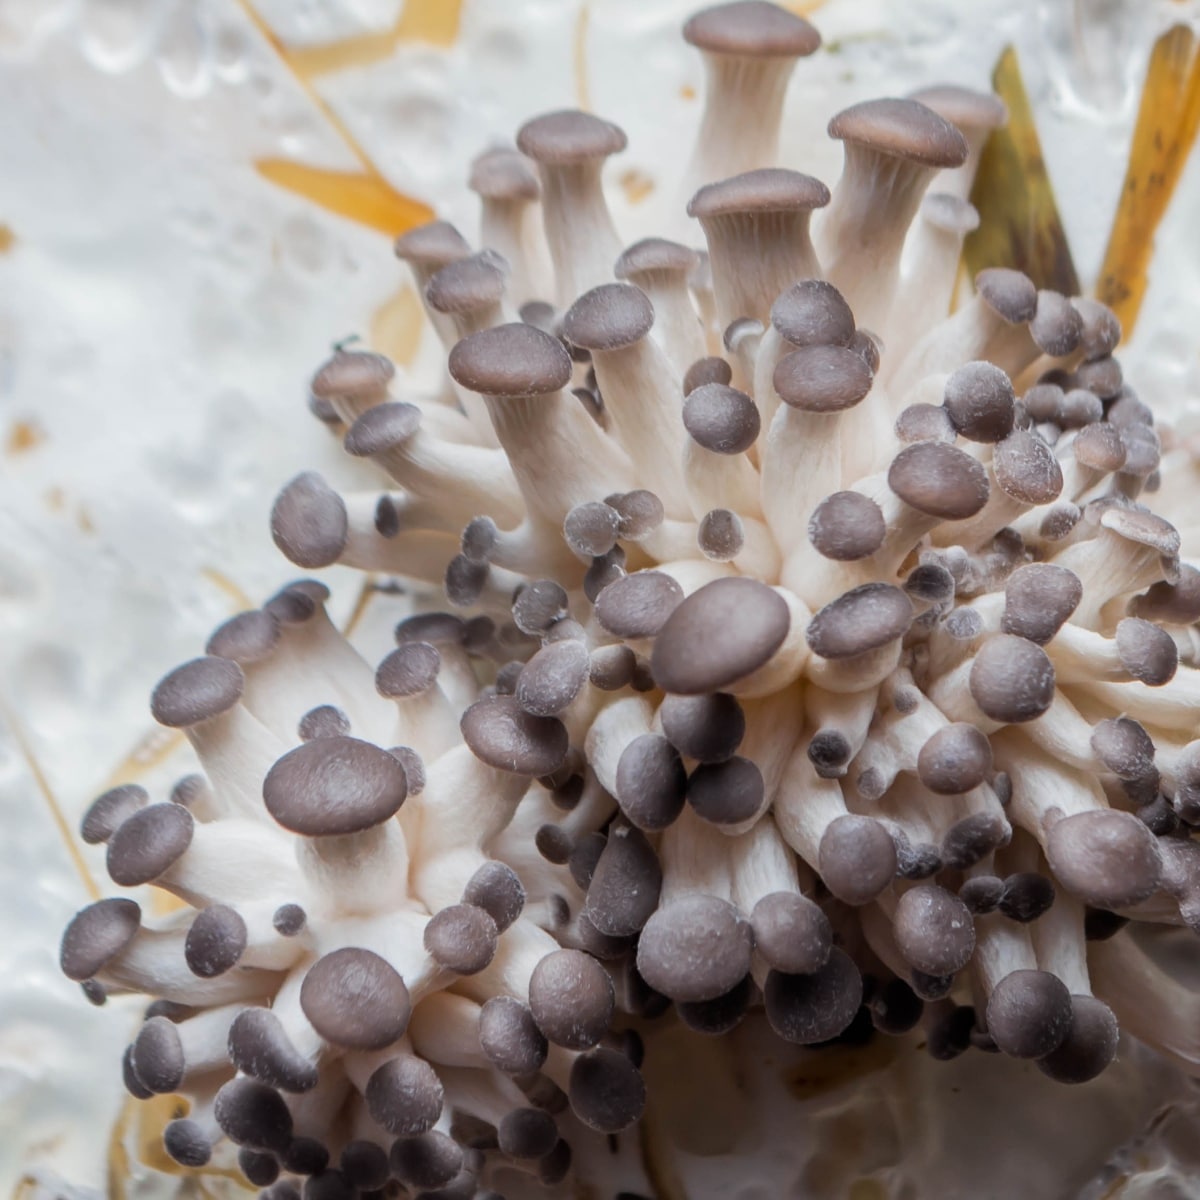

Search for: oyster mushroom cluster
xmin=61 ymin=2 xmax=1200 ymax=1197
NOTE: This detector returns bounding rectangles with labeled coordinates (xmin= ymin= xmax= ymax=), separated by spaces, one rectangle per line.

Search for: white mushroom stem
xmin=584 ymin=696 xmax=655 ymax=796
xmin=439 ymin=1064 xmax=532 ymax=1125
xmin=991 ymin=729 xmax=1109 ymax=839
xmin=659 ymin=806 xmax=735 ymax=903
xmin=722 ymin=686 xmax=804 ymax=834
xmin=1067 ymin=670 xmax=1200 ymax=733
xmin=296 ymin=822 xmax=412 ymax=920
xmin=972 ymin=911 xmax=1038 ymax=998
xmin=285 ymin=1064 xmax=354 ymax=1141
xmin=181 ymin=706 xmax=290 ymax=823
xmin=1047 ymin=622 xmax=1164 ymax=685
xmin=922 ymin=594 xmax=1005 ymax=680
xmin=160 ymin=1002 xmax=245 ymax=1081
xmin=340 ymin=520 xmax=460 ymax=589
xmin=772 ymin=740 xmax=852 ymax=872
xmin=805 ymin=683 xmax=880 ymax=777
xmin=479 ymin=199 xmax=553 ymax=309
xmin=457 ymin=917 xmax=562 ymax=1005
xmin=683 ymin=437 xmax=764 ymax=521
xmin=232 ymin=900 xmax=312 ymax=973
xmin=633 ymin=271 xmax=708 ymax=372
xmin=1030 ymin=889 xmax=1091 ymax=996
xmin=728 ymin=814 xmax=800 ymax=912
xmin=1051 ymin=531 xmax=1174 ymax=628
xmin=407 ymin=991 xmax=485 ymax=1069
xmin=160 ymin=820 xmax=302 ymax=908
xmin=1089 ymin=933 xmax=1200 ymax=1073
xmin=1019 ymin=692 xmax=1104 ymax=775
xmin=851 ymin=670 xmax=947 ymax=797
xmin=537 ymin=161 xmax=623 ymax=305
xmin=589 ymin=339 xmax=691 ymax=517
xmin=327 ymin=909 xmax=445 ymax=1005
xmin=384 ymin=683 xmax=461 ymax=763
xmin=727 ymin=587 xmax=811 ymax=698
xmin=480 ymin=388 xmax=635 ymax=525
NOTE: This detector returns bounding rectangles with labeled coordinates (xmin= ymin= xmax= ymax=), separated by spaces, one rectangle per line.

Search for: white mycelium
xmin=60 ymin=2 xmax=1200 ymax=1196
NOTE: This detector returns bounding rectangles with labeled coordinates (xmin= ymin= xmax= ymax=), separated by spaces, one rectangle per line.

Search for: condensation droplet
xmin=78 ymin=0 xmax=162 ymax=74
xmin=156 ymin=3 xmax=212 ymax=99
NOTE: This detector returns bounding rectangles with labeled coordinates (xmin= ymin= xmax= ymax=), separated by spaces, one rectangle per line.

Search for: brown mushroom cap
xmin=185 ymin=904 xmax=247 ymax=978
xmin=807 ymin=583 xmax=914 ymax=660
xmin=1115 ymin=617 xmax=1178 ymax=686
xmin=206 ymin=610 xmax=281 ymax=666
xmin=365 ymin=1055 xmax=444 ymax=1135
xmin=892 ymin=884 xmax=976 ymax=976
xmin=516 ymin=109 xmax=627 ymax=165
xmin=806 ymin=491 xmax=887 ymax=561
xmin=479 ymin=996 xmax=548 ymax=1076
xmin=311 ymin=349 xmax=395 ymax=402
xmin=687 ymin=168 xmax=830 ymax=219
xmin=828 ymin=97 xmax=968 ymax=167
xmin=770 ymin=279 xmax=856 ymax=348
xmin=425 ymin=251 xmax=509 ymax=316
xmin=1030 ymin=290 xmax=1083 ymax=357
xmin=584 ymin=823 xmax=663 ymax=937
xmin=468 ymin=147 xmax=540 ymax=202
xmin=763 ymin=947 xmax=863 ymax=1044
xmin=615 ymin=237 xmax=699 ymax=280
xmin=459 ymin=696 xmax=568 ymax=776
xmin=636 ymin=895 xmax=753 ymax=1003
xmin=462 ymin=860 xmax=526 ymax=932
xmin=393 ymin=220 xmax=471 ymax=268
xmin=1046 ymin=809 xmax=1162 ymax=909
xmin=1098 ymin=503 xmax=1180 ymax=556
xmin=773 ymin=344 xmax=874 ymax=413
xmin=214 ymin=1078 xmax=294 ymax=1153
xmin=917 ymin=723 xmax=993 ymax=794
xmin=750 ymin=891 xmax=832 ymax=975
xmin=594 ymin=570 xmax=684 ymax=639
xmin=615 ymin=734 xmax=688 ymax=831
xmin=985 ymin=969 xmax=1072 ymax=1059
xmin=683 ymin=1 xmax=821 ymax=57
xmin=107 ymin=803 xmax=195 ymax=887
xmin=423 ymin=904 xmax=499 ymax=975
xmin=968 ymin=635 xmax=1056 ymax=723
xmin=888 ymin=442 xmax=990 ymax=519
xmin=819 ymin=814 xmax=897 ymax=906
xmin=300 ymin=947 xmax=411 ymax=1050
xmin=975 ymin=268 xmax=1037 ymax=324
xmin=909 ymin=84 xmax=1008 ymax=131
xmin=270 ymin=472 xmax=349 ymax=569
xmin=942 ymin=361 xmax=1015 ymax=444
xmin=60 ymin=897 xmax=141 ymax=982
xmin=1002 ymin=563 xmax=1081 ymax=644
xmin=263 ymin=736 xmax=407 ymax=837
xmin=650 ymin=577 xmax=790 ymax=694
xmin=228 ymin=1008 xmax=320 ymax=1094
xmin=389 ymin=1131 xmax=463 ymax=1190
xmin=683 ymin=383 xmax=761 ymax=454
xmin=150 ymin=655 xmax=244 ymax=728
xmin=562 ymin=283 xmax=655 ymax=352
xmin=528 ymin=949 xmax=614 ymax=1049
xmin=991 ymin=429 xmax=1063 ymax=505
xmin=448 ymin=323 xmax=572 ymax=397
xmin=895 ymin=403 xmax=956 ymax=445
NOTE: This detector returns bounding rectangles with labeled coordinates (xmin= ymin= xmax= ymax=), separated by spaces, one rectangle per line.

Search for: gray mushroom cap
xmin=750 ymin=891 xmax=832 ymax=975
xmin=462 ymin=860 xmax=526 ymax=932
xmin=770 ymin=279 xmax=856 ymax=348
xmin=389 ymin=1131 xmax=464 ymax=1190
xmin=683 ymin=383 xmax=761 ymax=454
xmin=568 ymin=1046 xmax=646 ymax=1133
xmin=985 ymin=969 xmax=1072 ymax=1059
xmin=228 ymin=1007 xmax=320 ymax=1093
xmin=460 ymin=696 xmax=569 ymax=776
xmin=213 ymin=1077 xmax=294 ymax=1153
xmin=806 ymin=583 xmax=914 ymax=660
xmin=917 ymin=723 xmax=993 ymax=794
xmin=615 ymin=734 xmax=688 ymax=830
xmin=763 ymin=947 xmax=863 ymax=1044
xmin=300 ymin=947 xmax=411 ymax=1050
xmin=270 ymin=472 xmax=349 ymax=570
xmin=942 ymin=361 xmax=1016 ymax=443
xmin=1037 ymin=994 xmax=1119 ymax=1084
xmin=773 ymin=344 xmax=874 ymax=413
xmin=828 ymin=97 xmax=968 ymax=167
xmin=376 ymin=642 xmax=441 ymax=699
xmin=365 ymin=1054 xmax=444 ymax=1135
xmin=310 ymin=349 xmax=395 ymax=402
xmin=888 ymin=442 xmax=990 ymax=519
xmin=615 ymin=237 xmax=699 ymax=280
xmin=498 ymin=1107 xmax=559 ymax=1160
xmin=106 ymin=803 xmax=195 ymax=887
xmin=976 ymin=268 xmax=1037 ymax=324
xmin=528 ymin=948 xmax=615 ymax=1049
xmin=343 ymin=402 xmax=422 ymax=459
xmin=516 ymin=109 xmax=627 ymax=164
xmin=468 ymin=146 xmax=540 ymax=201
xmin=991 ymin=429 xmax=1063 ymax=505
xmin=425 ymin=251 xmax=509 ymax=316
xmin=584 ymin=823 xmax=662 ymax=937
xmin=263 ymin=736 xmax=408 ymax=836
xmin=562 ymin=283 xmax=655 ymax=352
xmin=968 ymin=635 xmax=1056 ymax=723
xmin=650 ymin=576 xmax=790 ymax=694
xmin=392 ymin=220 xmax=471 ymax=268
xmin=892 ymin=884 xmax=976 ymax=976
xmin=660 ymin=692 xmax=745 ymax=762
xmin=818 ymin=814 xmax=897 ymax=906
xmin=636 ymin=895 xmax=753 ymax=1002
xmin=909 ymin=84 xmax=1007 ymax=131
xmin=81 ymin=784 xmax=148 ymax=846
xmin=206 ymin=610 xmax=281 ymax=666
xmin=185 ymin=904 xmax=247 ymax=978
xmin=448 ymin=323 xmax=573 ymax=397
xmin=60 ymin=897 xmax=141 ymax=982
xmin=1115 ymin=617 xmax=1178 ymax=686
xmin=683 ymin=1 xmax=821 ymax=57
xmin=1046 ymin=809 xmax=1162 ymax=909
xmin=479 ymin=996 xmax=548 ymax=1075
xmin=688 ymin=168 xmax=830 ymax=219
xmin=594 ymin=570 xmax=684 ymax=639
xmin=1002 ymin=563 xmax=1081 ymax=644
xmin=423 ymin=904 xmax=499 ymax=975
xmin=150 ymin=655 xmax=245 ymax=728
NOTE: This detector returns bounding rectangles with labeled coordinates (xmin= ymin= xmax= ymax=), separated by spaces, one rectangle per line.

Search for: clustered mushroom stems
xmin=61 ymin=2 xmax=1200 ymax=1197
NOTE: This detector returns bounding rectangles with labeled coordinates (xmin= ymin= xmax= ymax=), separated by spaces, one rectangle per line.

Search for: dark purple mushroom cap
xmin=998 ymin=872 xmax=1056 ymax=923
xmin=529 ymin=949 xmax=614 ymax=1050
xmin=985 ymin=969 xmax=1072 ymax=1059
xmin=263 ymin=737 xmax=407 ymax=837
xmin=425 ymin=251 xmax=508 ymax=316
xmin=686 ymin=756 xmax=764 ymax=825
xmin=818 ymin=815 xmax=897 ymax=906
xmin=636 ymin=895 xmax=753 ymax=1003
xmin=516 ymin=639 xmax=590 ymax=717
xmin=81 ymin=784 xmax=148 ymax=845
xmin=991 ymin=430 xmax=1063 ymax=505
xmin=959 ymin=875 xmax=1005 ymax=914
xmin=683 ymin=355 xmax=734 ymax=395
xmin=106 ymin=803 xmax=194 ymax=887
xmin=892 ymin=885 xmax=975 ymax=975
xmin=594 ymin=570 xmax=684 ymax=639
xmin=698 ymin=509 xmax=744 ymax=561
xmin=1115 ymin=617 xmax=1178 ymax=686
xmin=539 ymin=1138 xmax=573 ymax=1186
xmin=130 ymin=1015 xmax=186 ymax=1094
xmin=763 ymin=947 xmax=863 ymax=1044
xmin=516 ymin=109 xmax=627 ymax=164
xmin=238 ymin=1147 xmax=280 ymax=1187
xmin=807 ymin=492 xmax=887 ymax=561
xmin=688 ymin=168 xmax=830 ymax=219
xmin=365 ymin=1054 xmax=444 ymax=1135
xmin=151 ymin=656 xmax=244 ymax=729
xmin=650 ymin=577 xmax=790 ymax=694
xmin=942 ymin=361 xmax=1015 ymax=443
xmin=462 ymin=860 xmax=526 ymax=932
xmin=163 ymin=1119 xmax=212 ymax=1168
xmin=615 ymin=734 xmax=688 ymax=830
xmin=423 ymin=904 xmax=498 ymax=975
xmin=339 ymin=1141 xmax=391 ymax=1191
xmin=448 ymin=323 xmax=572 ymax=398
xmin=828 ymin=97 xmax=968 ymax=167
xmin=214 ymin=1077 xmax=293 ymax=1152
xmin=185 ymin=904 xmax=247 ymax=978
xmin=942 ymin=813 xmax=1010 ymax=871
xmin=562 ymin=283 xmax=654 ymax=352
xmin=750 ymin=891 xmax=832 ymax=975
xmin=1002 ymin=563 xmax=1081 ymax=644
xmin=283 ymin=1139 xmax=330 ymax=1178
xmin=1030 ymin=290 xmax=1083 ymax=356
xmin=568 ymin=1047 xmax=646 ymax=1133
xmin=498 ymin=1108 xmax=558 ymax=1160
xmin=1046 ymin=809 xmax=1162 ymax=908
xmin=206 ymin=610 xmax=281 ymax=666
xmin=460 ymin=696 xmax=568 ymax=776
xmin=770 ymin=279 xmax=855 ymax=348
xmin=389 ymin=1131 xmax=463 ymax=1190
xmin=479 ymin=996 xmax=548 ymax=1076
xmin=888 ymin=442 xmax=989 ymax=519
xmin=270 ymin=473 xmax=349 ymax=569
xmin=615 ymin=237 xmax=699 ymax=282
xmin=807 ymin=583 xmax=913 ymax=660
xmin=976 ymin=268 xmax=1037 ymax=324
xmin=773 ymin=344 xmax=873 ymax=413
xmin=1037 ymin=994 xmax=1119 ymax=1083
xmin=968 ymin=635 xmax=1056 ymax=723
xmin=300 ymin=948 xmax=411 ymax=1050
xmin=311 ymin=349 xmax=395 ymax=402
xmin=683 ymin=383 xmax=761 ymax=454
xmin=228 ymin=1007 xmax=320 ymax=1093
xmin=917 ymin=723 xmax=993 ymax=794
xmin=584 ymin=823 xmax=662 ymax=937
xmin=683 ymin=1 xmax=820 ymax=57
xmin=659 ymin=692 xmax=745 ymax=762
xmin=273 ymin=903 xmax=307 ymax=937
xmin=469 ymin=146 xmax=540 ymax=201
